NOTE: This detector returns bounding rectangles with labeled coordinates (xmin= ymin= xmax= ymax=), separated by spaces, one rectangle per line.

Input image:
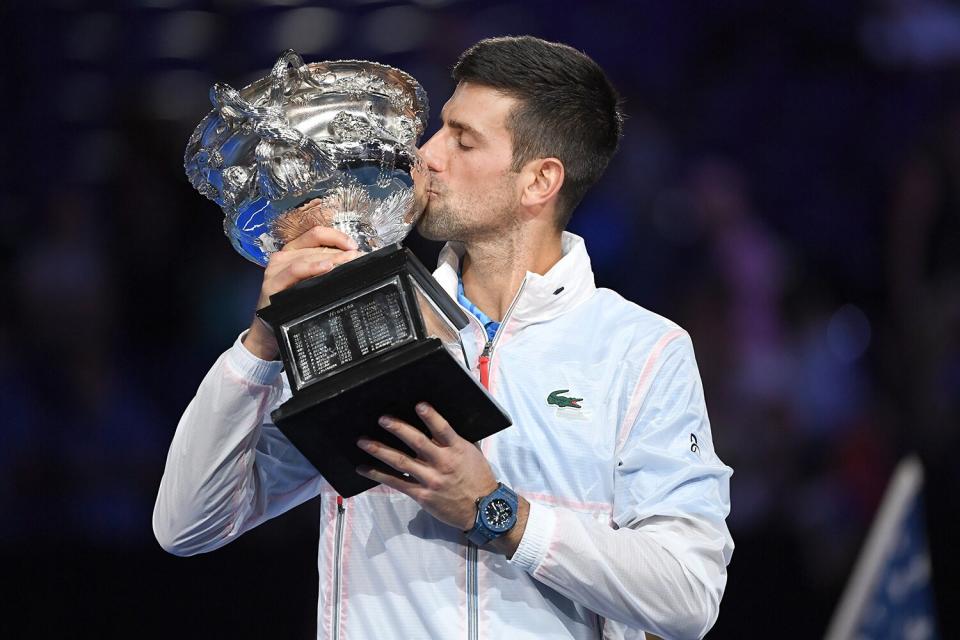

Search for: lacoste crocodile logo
xmin=547 ymin=389 xmax=583 ymax=409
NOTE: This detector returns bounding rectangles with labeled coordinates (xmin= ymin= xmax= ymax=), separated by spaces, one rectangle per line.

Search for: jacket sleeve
xmin=153 ymin=332 xmax=326 ymax=557
xmin=509 ymin=332 xmax=733 ymax=640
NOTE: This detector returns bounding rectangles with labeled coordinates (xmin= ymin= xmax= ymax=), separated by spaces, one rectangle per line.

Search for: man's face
xmin=416 ymin=82 xmax=521 ymax=242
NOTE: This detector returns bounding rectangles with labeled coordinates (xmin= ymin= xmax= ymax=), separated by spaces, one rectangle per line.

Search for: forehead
xmin=440 ymin=82 xmax=517 ymax=141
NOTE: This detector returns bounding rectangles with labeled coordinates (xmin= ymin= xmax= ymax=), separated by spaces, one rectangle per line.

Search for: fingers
xmin=262 ymin=249 xmax=361 ymax=299
xmin=356 ymin=465 xmax=422 ymax=497
xmin=266 ymin=246 xmax=352 ymax=274
xmin=268 ymin=256 xmax=335 ymax=293
xmin=253 ymin=224 xmax=361 ymax=320
xmin=281 ymin=225 xmax=358 ymax=252
xmin=414 ymin=403 xmax=458 ymax=447
xmin=357 ymin=437 xmax=431 ymax=484
xmin=327 ymin=249 xmax=362 ymax=267
xmin=356 ymin=412 xmax=458 ymax=494
xmin=377 ymin=415 xmax=440 ymax=462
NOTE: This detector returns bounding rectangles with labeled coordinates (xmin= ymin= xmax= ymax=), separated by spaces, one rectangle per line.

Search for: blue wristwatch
xmin=465 ymin=483 xmax=518 ymax=546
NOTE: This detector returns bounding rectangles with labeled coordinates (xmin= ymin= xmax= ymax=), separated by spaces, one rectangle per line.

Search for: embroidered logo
xmin=547 ymin=389 xmax=583 ymax=409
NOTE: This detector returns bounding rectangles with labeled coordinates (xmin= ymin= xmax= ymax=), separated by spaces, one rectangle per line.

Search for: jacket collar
xmin=432 ymin=231 xmax=597 ymax=328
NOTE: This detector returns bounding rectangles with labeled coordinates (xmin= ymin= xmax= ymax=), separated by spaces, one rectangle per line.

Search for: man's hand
xmin=243 ymin=225 xmax=361 ymax=360
xmin=356 ymin=402 xmax=529 ymax=556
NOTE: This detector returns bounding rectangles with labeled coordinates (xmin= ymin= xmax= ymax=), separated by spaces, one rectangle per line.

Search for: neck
xmin=460 ymin=230 xmax=564 ymax=322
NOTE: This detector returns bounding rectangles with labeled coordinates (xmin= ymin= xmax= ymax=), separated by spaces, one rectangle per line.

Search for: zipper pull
xmin=336 ymin=495 xmax=344 ymax=513
xmin=478 ymin=341 xmax=492 ymax=390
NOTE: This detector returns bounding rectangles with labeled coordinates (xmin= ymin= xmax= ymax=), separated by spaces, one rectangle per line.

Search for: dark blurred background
xmin=2 ymin=0 xmax=959 ymax=637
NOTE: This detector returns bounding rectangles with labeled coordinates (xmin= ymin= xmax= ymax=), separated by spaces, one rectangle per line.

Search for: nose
xmin=419 ymin=129 xmax=444 ymax=173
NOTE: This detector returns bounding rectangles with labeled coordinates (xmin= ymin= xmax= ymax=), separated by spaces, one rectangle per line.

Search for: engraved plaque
xmin=282 ymin=278 xmax=415 ymax=389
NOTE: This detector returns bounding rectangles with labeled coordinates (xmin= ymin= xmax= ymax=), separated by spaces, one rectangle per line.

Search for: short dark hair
xmin=452 ymin=36 xmax=623 ymax=227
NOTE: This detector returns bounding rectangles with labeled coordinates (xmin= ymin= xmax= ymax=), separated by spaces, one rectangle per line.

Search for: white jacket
xmin=154 ymin=232 xmax=733 ymax=640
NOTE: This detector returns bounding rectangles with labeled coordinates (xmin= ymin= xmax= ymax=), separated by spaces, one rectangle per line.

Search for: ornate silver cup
xmin=183 ymin=52 xmax=512 ymax=497
xmin=184 ymin=50 xmax=430 ymax=264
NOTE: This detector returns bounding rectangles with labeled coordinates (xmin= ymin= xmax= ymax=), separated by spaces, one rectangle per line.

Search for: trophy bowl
xmin=184 ymin=50 xmax=430 ymax=264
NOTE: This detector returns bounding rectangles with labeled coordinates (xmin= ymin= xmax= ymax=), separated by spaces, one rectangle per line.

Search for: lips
xmin=426 ymin=173 xmax=441 ymax=197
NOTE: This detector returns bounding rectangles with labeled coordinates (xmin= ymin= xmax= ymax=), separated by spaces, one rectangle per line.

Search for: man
xmin=154 ymin=36 xmax=733 ymax=640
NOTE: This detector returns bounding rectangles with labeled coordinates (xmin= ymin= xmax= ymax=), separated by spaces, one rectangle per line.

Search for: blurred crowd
xmin=2 ymin=1 xmax=958 ymax=637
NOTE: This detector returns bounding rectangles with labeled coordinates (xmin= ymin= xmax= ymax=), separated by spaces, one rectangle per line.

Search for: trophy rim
xmin=188 ymin=57 xmax=429 ymax=148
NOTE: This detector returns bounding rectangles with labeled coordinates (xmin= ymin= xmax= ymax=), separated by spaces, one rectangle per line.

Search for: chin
xmin=415 ymin=216 xmax=441 ymax=241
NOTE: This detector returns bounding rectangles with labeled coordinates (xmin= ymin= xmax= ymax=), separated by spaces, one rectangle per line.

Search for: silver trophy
xmin=182 ymin=51 xmax=513 ymax=498
xmin=184 ymin=49 xmax=430 ymax=264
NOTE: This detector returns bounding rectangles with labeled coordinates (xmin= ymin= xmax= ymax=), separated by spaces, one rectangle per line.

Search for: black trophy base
xmin=271 ymin=338 xmax=512 ymax=498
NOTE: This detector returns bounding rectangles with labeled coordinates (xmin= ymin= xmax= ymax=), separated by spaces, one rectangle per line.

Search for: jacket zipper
xmin=473 ymin=279 xmax=527 ymax=390
xmin=478 ymin=342 xmax=492 ymax=388
xmin=466 ymin=278 xmax=527 ymax=640
xmin=333 ymin=495 xmax=345 ymax=640
xmin=467 ymin=542 xmax=479 ymax=640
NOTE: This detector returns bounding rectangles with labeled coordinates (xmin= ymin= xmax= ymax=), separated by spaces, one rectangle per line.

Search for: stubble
xmin=416 ymin=173 xmax=520 ymax=243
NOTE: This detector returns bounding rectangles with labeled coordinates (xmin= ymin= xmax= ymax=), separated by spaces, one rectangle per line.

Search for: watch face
xmin=482 ymin=498 xmax=514 ymax=531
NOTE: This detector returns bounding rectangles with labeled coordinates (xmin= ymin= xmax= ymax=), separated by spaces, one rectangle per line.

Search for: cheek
xmin=456 ymin=160 xmax=510 ymax=194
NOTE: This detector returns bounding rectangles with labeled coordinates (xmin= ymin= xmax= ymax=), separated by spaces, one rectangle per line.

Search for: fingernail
xmin=348 ymin=238 xmax=359 ymax=250
xmin=356 ymin=465 xmax=370 ymax=475
xmin=416 ymin=402 xmax=428 ymax=415
xmin=357 ymin=438 xmax=370 ymax=449
xmin=378 ymin=416 xmax=391 ymax=428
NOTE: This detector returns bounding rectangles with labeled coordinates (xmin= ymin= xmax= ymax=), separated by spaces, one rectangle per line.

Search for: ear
xmin=519 ymin=157 xmax=564 ymax=209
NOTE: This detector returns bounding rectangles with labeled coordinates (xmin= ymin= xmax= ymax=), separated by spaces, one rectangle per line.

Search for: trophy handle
xmin=209 ymin=50 xmax=308 ymax=118
xmin=269 ymin=49 xmax=310 ymax=105
xmin=210 ymin=82 xmax=256 ymax=119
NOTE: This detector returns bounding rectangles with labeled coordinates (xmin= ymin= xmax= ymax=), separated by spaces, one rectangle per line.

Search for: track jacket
xmin=154 ymin=232 xmax=734 ymax=640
